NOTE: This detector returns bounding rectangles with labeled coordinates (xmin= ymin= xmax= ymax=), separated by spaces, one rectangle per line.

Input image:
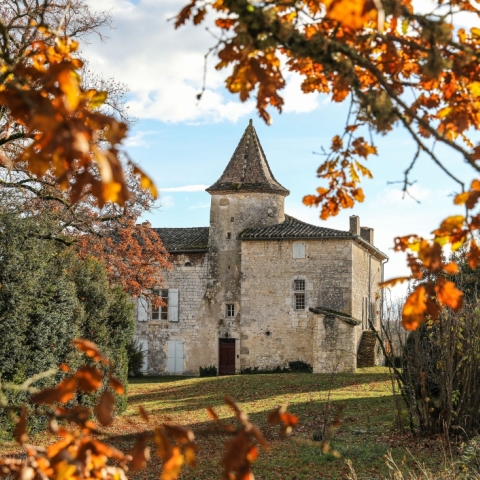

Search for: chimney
xmin=349 ymin=215 xmax=360 ymax=236
xmin=360 ymin=226 xmax=374 ymax=244
xmin=142 ymin=220 xmax=152 ymax=228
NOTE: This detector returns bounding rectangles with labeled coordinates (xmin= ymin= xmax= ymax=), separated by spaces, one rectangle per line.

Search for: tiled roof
xmin=153 ymin=227 xmax=209 ymax=252
xmin=206 ymin=120 xmax=290 ymax=196
xmin=239 ymin=215 xmax=352 ymax=239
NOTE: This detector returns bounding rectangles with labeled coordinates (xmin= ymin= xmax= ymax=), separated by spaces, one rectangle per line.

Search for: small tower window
xmin=227 ymin=232 xmax=232 ymax=239
xmin=226 ymin=304 xmax=235 ymax=317
xmin=231 ymin=217 xmax=234 ymax=222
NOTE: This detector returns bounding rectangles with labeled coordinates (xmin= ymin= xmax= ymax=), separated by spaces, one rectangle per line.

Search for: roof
xmin=239 ymin=214 xmax=388 ymax=260
xmin=206 ymin=120 xmax=290 ymax=196
xmin=239 ymin=214 xmax=352 ymax=239
xmin=309 ymin=307 xmax=361 ymax=326
xmin=153 ymin=227 xmax=209 ymax=253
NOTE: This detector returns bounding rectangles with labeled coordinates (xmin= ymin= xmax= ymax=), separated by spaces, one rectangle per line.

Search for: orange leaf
xmin=435 ymin=277 xmax=463 ymax=310
xmin=402 ymin=285 xmax=427 ymax=330
xmin=379 ymin=276 xmax=412 ymax=288
xmin=73 ymin=339 xmax=108 ymax=363
xmin=467 ymin=241 xmax=480 ymax=269
xmin=443 ymin=262 xmax=459 ymax=274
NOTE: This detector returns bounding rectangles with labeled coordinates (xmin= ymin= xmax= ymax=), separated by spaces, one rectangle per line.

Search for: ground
xmin=0 ymin=368 xmax=453 ymax=479
xmin=101 ymin=368 xmax=449 ymax=480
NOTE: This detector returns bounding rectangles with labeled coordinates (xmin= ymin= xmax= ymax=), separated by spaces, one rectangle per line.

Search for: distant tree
xmin=176 ymin=0 xmax=480 ymax=330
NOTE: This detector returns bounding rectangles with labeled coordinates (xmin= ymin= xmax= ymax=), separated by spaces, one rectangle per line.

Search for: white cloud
xmin=123 ymin=130 xmax=159 ymax=147
xmin=372 ymin=184 xmax=430 ymax=206
xmin=282 ymin=71 xmax=321 ymax=114
xmin=83 ymin=0 xmax=255 ymax=123
xmin=159 ymin=195 xmax=175 ymax=209
xmin=189 ymin=202 xmax=210 ymax=210
xmin=161 ymin=184 xmax=209 ymax=192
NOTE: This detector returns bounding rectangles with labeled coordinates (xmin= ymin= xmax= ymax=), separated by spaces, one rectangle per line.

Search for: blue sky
xmin=84 ymin=0 xmax=475 ymax=296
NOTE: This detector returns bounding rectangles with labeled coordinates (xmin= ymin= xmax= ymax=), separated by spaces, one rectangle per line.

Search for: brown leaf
xmin=95 ymin=390 xmax=115 ymax=426
xmin=31 ymin=376 xmax=76 ymax=405
xmin=129 ymin=432 xmax=151 ymax=472
xmin=109 ymin=376 xmax=125 ymax=395
xmin=164 ymin=424 xmax=195 ymax=444
xmin=75 ymin=366 xmax=103 ymax=393
xmin=14 ymin=407 xmax=28 ymax=445
xmin=136 ymin=405 xmax=150 ymax=423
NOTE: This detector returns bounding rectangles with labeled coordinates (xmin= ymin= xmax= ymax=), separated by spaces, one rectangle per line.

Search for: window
xmin=231 ymin=217 xmax=234 ymax=222
xmin=294 ymin=279 xmax=306 ymax=310
xmin=227 ymin=232 xmax=232 ymax=239
xmin=294 ymin=279 xmax=305 ymax=291
xmin=151 ymin=289 xmax=169 ymax=320
xmin=184 ymin=262 xmax=192 ymax=267
xmin=226 ymin=304 xmax=235 ymax=317
xmin=295 ymin=294 xmax=305 ymax=310
xmin=293 ymin=242 xmax=306 ymax=258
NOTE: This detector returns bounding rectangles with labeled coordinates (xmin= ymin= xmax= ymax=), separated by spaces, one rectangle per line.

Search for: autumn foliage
xmin=0 ymin=340 xmax=298 ymax=480
xmin=176 ymin=0 xmax=480 ymax=330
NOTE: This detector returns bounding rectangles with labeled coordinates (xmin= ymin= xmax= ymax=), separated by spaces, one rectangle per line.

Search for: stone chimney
xmin=349 ymin=215 xmax=360 ymax=235
xmin=360 ymin=226 xmax=374 ymax=244
xmin=142 ymin=220 xmax=152 ymax=228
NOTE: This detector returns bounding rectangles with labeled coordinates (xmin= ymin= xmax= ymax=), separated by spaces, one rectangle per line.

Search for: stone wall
xmin=134 ymin=252 xmax=213 ymax=376
xmin=351 ymin=243 xmax=383 ymax=354
xmin=239 ymin=238 xmax=353 ymax=371
xmin=312 ymin=313 xmax=357 ymax=373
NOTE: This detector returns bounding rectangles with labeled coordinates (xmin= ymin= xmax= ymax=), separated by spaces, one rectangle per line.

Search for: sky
xmin=83 ymin=0 xmax=476 ymax=297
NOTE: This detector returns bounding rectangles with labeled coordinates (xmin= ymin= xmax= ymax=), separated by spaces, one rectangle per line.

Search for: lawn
xmin=99 ymin=368 xmax=450 ymax=480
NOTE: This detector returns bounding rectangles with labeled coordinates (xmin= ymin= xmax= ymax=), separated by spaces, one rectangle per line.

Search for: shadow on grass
xmin=126 ymin=370 xmax=392 ymax=413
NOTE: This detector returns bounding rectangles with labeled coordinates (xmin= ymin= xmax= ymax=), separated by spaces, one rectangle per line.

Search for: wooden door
xmin=219 ymin=339 xmax=236 ymax=375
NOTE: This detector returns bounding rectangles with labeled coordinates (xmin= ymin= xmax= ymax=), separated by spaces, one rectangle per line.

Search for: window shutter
xmin=293 ymin=242 xmax=306 ymax=259
xmin=167 ymin=341 xmax=176 ymax=373
xmin=169 ymin=288 xmax=179 ymax=322
xmin=175 ymin=342 xmax=184 ymax=373
xmin=138 ymin=297 xmax=148 ymax=322
xmin=139 ymin=339 xmax=148 ymax=372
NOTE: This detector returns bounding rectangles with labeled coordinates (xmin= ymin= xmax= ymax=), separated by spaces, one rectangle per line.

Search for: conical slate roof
xmin=206 ymin=120 xmax=290 ymax=196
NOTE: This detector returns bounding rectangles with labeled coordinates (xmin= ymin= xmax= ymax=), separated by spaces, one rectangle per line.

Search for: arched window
xmin=184 ymin=262 xmax=192 ymax=267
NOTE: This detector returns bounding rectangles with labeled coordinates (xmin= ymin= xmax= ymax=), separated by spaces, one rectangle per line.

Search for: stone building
xmin=134 ymin=120 xmax=388 ymax=375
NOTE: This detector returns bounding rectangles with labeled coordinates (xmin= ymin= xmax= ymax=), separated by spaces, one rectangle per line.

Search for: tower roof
xmin=206 ymin=120 xmax=290 ymax=196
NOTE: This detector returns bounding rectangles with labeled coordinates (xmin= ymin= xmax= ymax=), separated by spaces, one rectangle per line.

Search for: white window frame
xmin=293 ymin=242 xmax=306 ymax=259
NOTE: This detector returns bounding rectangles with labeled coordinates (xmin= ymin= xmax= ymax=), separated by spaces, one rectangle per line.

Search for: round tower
xmin=204 ymin=120 xmax=289 ymax=356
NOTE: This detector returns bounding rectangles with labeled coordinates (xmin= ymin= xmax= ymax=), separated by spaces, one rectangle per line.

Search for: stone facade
xmin=134 ymin=121 xmax=388 ymax=376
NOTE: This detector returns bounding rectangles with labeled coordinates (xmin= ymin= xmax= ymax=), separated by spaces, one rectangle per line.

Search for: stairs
xmin=357 ymin=331 xmax=376 ymax=368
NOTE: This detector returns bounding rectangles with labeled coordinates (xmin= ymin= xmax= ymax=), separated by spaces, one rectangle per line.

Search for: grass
xmin=100 ymin=367 xmax=451 ymax=479
xmin=0 ymin=368 xmax=455 ymax=479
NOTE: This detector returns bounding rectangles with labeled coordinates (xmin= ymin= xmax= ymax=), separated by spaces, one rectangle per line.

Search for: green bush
xmin=0 ymin=212 xmax=135 ymax=438
xmin=199 ymin=365 xmax=217 ymax=377
xmin=127 ymin=339 xmax=146 ymax=377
